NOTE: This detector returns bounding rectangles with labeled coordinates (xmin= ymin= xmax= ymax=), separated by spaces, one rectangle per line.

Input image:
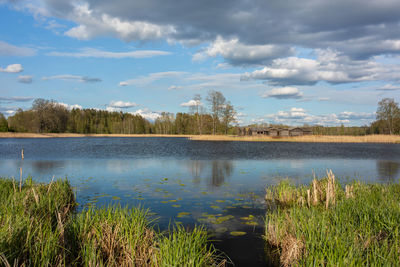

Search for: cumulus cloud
xmin=9 ymin=0 xmax=400 ymax=62
xmin=58 ymin=102 xmax=83 ymax=110
xmin=193 ymin=36 xmax=293 ymax=65
xmin=0 ymin=41 xmax=36 ymax=57
xmin=109 ymin=100 xmax=138 ymax=108
xmin=18 ymin=75 xmax=33 ymax=84
xmin=266 ymin=107 xmax=375 ymax=126
xmin=42 ymin=74 xmax=101 ymax=83
xmin=47 ymin=47 xmax=171 ymax=58
xmin=180 ymin=99 xmax=201 ymax=107
xmin=130 ymin=108 xmax=161 ymax=121
xmin=63 ymin=3 xmax=176 ymax=41
xmin=261 ymin=86 xmax=303 ymax=99
xmin=241 ymin=49 xmax=393 ymax=86
xmin=0 ymin=64 xmax=23 ymax=73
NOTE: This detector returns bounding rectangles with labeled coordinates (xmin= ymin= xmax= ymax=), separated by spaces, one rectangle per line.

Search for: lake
xmin=1 ymin=137 xmax=400 ymax=266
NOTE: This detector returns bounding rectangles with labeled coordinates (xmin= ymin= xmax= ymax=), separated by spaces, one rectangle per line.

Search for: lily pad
xmin=160 ymin=200 xmax=169 ymax=204
xmin=177 ymin=212 xmax=190 ymax=218
xmin=245 ymin=221 xmax=258 ymax=226
xmin=171 ymin=204 xmax=181 ymax=208
xmin=216 ymin=200 xmax=226 ymax=203
xmin=230 ymin=231 xmax=246 ymax=236
xmin=210 ymin=205 xmax=221 ymax=210
xmin=112 ymin=196 xmax=121 ymax=200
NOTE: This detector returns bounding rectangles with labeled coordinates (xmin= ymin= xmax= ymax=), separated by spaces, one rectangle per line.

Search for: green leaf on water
xmin=216 ymin=200 xmax=226 ymax=203
xmin=160 ymin=201 xmax=169 ymax=204
xmin=171 ymin=204 xmax=181 ymax=208
xmin=210 ymin=206 xmax=220 ymax=210
xmin=230 ymin=231 xmax=246 ymax=236
xmin=112 ymin=196 xmax=120 ymax=200
xmin=177 ymin=212 xmax=190 ymax=218
xmin=245 ymin=221 xmax=258 ymax=226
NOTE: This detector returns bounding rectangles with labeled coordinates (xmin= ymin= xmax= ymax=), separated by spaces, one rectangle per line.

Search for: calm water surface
xmin=1 ymin=137 xmax=400 ymax=266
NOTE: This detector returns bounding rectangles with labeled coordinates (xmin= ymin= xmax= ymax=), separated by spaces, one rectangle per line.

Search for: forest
xmin=1 ymin=94 xmax=399 ymax=136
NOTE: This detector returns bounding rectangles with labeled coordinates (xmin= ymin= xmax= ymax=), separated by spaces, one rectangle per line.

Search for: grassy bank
xmin=0 ymin=178 xmax=223 ymax=266
xmin=264 ymin=171 xmax=400 ymax=266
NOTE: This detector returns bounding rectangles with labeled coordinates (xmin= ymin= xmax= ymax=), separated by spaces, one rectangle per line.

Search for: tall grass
xmin=190 ymin=134 xmax=400 ymax=143
xmin=264 ymin=173 xmax=400 ymax=266
xmin=0 ymin=177 xmax=223 ymax=266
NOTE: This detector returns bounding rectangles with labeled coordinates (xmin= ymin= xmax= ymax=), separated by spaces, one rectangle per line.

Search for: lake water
xmin=1 ymin=137 xmax=400 ymax=266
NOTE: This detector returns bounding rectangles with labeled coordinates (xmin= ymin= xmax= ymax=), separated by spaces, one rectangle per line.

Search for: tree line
xmin=1 ymin=96 xmax=400 ymax=135
xmin=1 ymin=90 xmax=238 ymax=135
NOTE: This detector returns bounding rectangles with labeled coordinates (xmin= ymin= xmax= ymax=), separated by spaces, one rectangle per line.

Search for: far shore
xmin=1 ymin=132 xmax=400 ymax=143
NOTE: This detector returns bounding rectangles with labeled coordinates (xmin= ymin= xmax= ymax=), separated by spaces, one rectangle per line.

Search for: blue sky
xmin=1 ymin=0 xmax=400 ymax=126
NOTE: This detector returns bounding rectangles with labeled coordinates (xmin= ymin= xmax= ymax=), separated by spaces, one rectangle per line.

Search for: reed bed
xmin=264 ymin=172 xmax=400 ymax=266
xmin=0 ymin=177 xmax=222 ymax=266
xmin=190 ymin=134 xmax=400 ymax=143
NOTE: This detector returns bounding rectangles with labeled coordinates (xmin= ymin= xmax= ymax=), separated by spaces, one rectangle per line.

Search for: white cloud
xmin=119 ymin=71 xmax=187 ymax=86
xmin=377 ymin=83 xmax=400 ymax=91
xmin=241 ymin=49 xmax=386 ymax=86
xmin=0 ymin=64 xmax=23 ymax=73
xmin=18 ymin=75 xmax=33 ymax=84
xmin=261 ymin=86 xmax=303 ymax=99
xmin=180 ymin=99 xmax=201 ymax=107
xmin=109 ymin=100 xmax=138 ymax=108
xmin=193 ymin=36 xmax=293 ymax=65
xmin=64 ymin=3 xmax=176 ymax=41
xmin=266 ymin=107 xmax=375 ymax=126
xmin=0 ymin=41 xmax=36 ymax=57
xmin=58 ymin=102 xmax=83 ymax=110
xmin=42 ymin=74 xmax=101 ymax=83
xmin=47 ymin=47 xmax=171 ymax=58
xmin=130 ymin=108 xmax=161 ymax=121
xmin=168 ymin=85 xmax=182 ymax=90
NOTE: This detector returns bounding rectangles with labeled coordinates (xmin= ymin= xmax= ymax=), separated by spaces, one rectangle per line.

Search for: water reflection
xmin=209 ymin=160 xmax=233 ymax=187
xmin=377 ymin=161 xmax=400 ymax=182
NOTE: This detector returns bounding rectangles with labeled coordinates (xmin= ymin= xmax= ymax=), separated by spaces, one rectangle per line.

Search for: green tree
xmin=0 ymin=113 xmax=8 ymax=132
xmin=222 ymin=101 xmax=236 ymax=134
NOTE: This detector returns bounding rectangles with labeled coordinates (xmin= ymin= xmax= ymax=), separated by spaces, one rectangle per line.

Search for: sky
xmin=1 ymin=0 xmax=400 ymax=126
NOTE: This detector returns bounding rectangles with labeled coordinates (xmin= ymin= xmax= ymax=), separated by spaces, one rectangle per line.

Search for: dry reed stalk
xmin=312 ymin=179 xmax=318 ymax=205
xmin=307 ymin=189 xmax=311 ymax=207
xmin=0 ymin=253 xmax=11 ymax=267
xmin=31 ymin=188 xmax=39 ymax=204
xmin=280 ymin=235 xmax=304 ymax=267
xmin=47 ymin=175 xmax=55 ymax=193
xmin=21 ymin=149 xmax=24 ymax=160
xmin=345 ymin=185 xmax=354 ymax=199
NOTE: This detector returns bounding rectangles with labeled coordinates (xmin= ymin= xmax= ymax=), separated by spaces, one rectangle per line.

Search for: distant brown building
xmin=241 ymin=127 xmax=312 ymax=137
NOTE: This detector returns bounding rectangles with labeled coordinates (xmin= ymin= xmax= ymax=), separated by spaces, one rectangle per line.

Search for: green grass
xmin=265 ymin=174 xmax=400 ymax=266
xmin=0 ymin=177 xmax=222 ymax=266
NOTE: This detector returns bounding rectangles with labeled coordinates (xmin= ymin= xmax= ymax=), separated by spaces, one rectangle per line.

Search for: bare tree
xmin=376 ymin=98 xmax=400 ymax=134
xmin=206 ymin=90 xmax=226 ymax=135
xmin=190 ymin=94 xmax=203 ymax=135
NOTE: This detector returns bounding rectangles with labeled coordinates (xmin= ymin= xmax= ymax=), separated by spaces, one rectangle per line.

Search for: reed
xmin=0 ymin=177 xmax=223 ymax=266
xmin=264 ymin=174 xmax=400 ymax=266
xmin=190 ymin=134 xmax=400 ymax=143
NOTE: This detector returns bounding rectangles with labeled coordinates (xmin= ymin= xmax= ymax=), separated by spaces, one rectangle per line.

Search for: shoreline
xmin=0 ymin=132 xmax=399 ymax=143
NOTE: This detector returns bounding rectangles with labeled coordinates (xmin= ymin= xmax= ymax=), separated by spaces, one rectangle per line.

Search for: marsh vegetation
xmin=264 ymin=171 xmax=400 ymax=266
xmin=0 ymin=177 xmax=223 ymax=266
